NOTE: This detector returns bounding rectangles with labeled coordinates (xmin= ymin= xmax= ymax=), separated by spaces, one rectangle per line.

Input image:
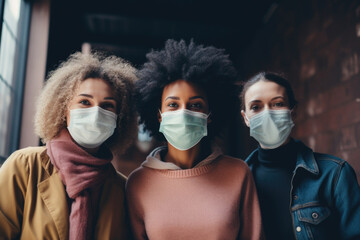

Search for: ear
xmin=157 ymin=110 xmax=162 ymax=123
xmin=66 ymin=108 xmax=71 ymax=127
xmin=290 ymin=106 xmax=297 ymax=121
xmin=241 ymin=110 xmax=250 ymax=127
xmin=207 ymin=112 xmax=212 ymax=124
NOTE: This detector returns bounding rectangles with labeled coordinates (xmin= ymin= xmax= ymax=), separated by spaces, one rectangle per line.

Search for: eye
xmin=167 ymin=102 xmax=178 ymax=108
xmin=101 ymin=102 xmax=116 ymax=110
xmin=273 ymin=102 xmax=285 ymax=108
xmin=250 ymin=104 xmax=260 ymax=111
xmin=79 ymin=99 xmax=90 ymax=105
xmin=189 ymin=102 xmax=203 ymax=110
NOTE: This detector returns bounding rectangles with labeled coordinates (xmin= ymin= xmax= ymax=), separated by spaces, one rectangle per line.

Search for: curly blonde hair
xmin=34 ymin=51 xmax=138 ymax=154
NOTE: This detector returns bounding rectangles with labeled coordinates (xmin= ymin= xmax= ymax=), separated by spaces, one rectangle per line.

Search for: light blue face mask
xmin=68 ymin=106 xmax=117 ymax=148
xmin=159 ymin=109 xmax=208 ymax=151
xmin=245 ymin=109 xmax=294 ymax=149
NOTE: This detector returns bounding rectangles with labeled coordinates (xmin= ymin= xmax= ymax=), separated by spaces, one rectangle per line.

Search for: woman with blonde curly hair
xmin=0 ymin=51 xmax=137 ymax=239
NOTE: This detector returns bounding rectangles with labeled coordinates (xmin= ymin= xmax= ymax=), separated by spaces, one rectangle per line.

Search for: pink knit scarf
xmin=47 ymin=129 xmax=113 ymax=240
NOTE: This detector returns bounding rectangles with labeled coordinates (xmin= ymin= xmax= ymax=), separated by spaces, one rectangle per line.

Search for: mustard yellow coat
xmin=0 ymin=146 xmax=131 ymax=240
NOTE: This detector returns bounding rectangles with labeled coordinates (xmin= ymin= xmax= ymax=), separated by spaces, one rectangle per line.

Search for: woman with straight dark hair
xmin=240 ymin=72 xmax=360 ymax=240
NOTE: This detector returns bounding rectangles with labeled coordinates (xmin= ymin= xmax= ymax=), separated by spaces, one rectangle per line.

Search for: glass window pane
xmin=0 ymin=81 xmax=12 ymax=157
xmin=3 ymin=0 xmax=21 ymax=34
xmin=0 ymin=25 xmax=16 ymax=86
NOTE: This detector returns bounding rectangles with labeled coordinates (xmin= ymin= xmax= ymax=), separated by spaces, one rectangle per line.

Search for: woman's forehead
xmin=245 ymin=80 xmax=287 ymax=102
xmin=162 ymin=79 xmax=207 ymax=98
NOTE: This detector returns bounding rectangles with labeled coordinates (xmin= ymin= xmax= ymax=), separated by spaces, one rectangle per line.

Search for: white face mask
xmin=159 ymin=109 xmax=208 ymax=151
xmin=245 ymin=109 xmax=294 ymax=149
xmin=67 ymin=106 xmax=117 ymax=148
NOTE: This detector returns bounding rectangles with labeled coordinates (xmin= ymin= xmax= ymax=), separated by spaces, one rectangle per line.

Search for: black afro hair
xmin=135 ymin=39 xmax=239 ymax=141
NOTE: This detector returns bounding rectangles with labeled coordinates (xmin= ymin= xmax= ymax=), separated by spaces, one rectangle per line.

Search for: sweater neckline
xmin=153 ymin=163 xmax=216 ymax=178
xmin=142 ymin=145 xmax=222 ymax=170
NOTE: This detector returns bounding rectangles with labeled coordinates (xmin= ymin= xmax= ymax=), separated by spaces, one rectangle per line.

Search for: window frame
xmin=0 ymin=0 xmax=31 ymax=163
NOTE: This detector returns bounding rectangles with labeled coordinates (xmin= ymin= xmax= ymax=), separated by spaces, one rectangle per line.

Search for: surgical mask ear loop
xmin=242 ymin=110 xmax=250 ymax=122
xmin=289 ymin=108 xmax=296 ymax=123
xmin=158 ymin=109 xmax=164 ymax=122
xmin=206 ymin=112 xmax=212 ymax=122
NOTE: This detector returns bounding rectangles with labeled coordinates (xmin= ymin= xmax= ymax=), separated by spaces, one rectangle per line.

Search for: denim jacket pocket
xmin=297 ymin=205 xmax=331 ymax=225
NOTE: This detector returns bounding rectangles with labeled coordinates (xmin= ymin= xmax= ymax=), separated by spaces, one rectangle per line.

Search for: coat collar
xmin=38 ymin=149 xmax=69 ymax=240
xmin=293 ymin=140 xmax=319 ymax=174
xmin=245 ymin=139 xmax=319 ymax=175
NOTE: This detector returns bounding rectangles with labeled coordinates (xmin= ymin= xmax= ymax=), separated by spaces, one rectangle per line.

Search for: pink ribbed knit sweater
xmin=126 ymin=149 xmax=264 ymax=240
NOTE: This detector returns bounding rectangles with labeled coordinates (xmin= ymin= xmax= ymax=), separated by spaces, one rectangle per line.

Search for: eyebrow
xmin=165 ymin=96 xmax=205 ymax=101
xmin=104 ymin=97 xmax=116 ymax=100
xmin=165 ymin=96 xmax=180 ymax=101
xmin=271 ymin=96 xmax=285 ymax=101
xmin=78 ymin=94 xmax=116 ymax=100
xmin=78 ymin=93 xmax=93 ymax=98
xmin=189 ymin=96 xmax=205 ymax=100
xmin=248 ymin=100 xmax=261 ymax=105
xmin=248 ymin=96 xmax=285 ymax=104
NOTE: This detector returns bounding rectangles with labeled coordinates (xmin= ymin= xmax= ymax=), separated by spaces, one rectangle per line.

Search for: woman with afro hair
xmin=126 ymin=39 xmax=264 ymax=240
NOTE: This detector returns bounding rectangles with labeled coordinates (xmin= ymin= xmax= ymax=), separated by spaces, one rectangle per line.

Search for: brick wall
xmin=235 ymin=0 xmax=360 ymax=181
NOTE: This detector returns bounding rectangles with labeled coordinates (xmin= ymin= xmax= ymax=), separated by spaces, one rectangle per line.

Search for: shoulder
xmin=219 ymin=155 xmax=248 ymax=168
xmin=244 ymin=148 xmax=258 ymax=166
xmin=302 ymin=140 xmax=347 ymax=172
xmin=216 ymin=155 xmax=252 ymax=176
xmin=314 ymin=153 xmax=357 ymax=180
xmin=125 ymin=166 xmax=156 ymax=200
xmin=7 ymin=146 xmax=47 ymax=160
xmin=126 ymin=166 xmax=151 ymax=186
xmin=314 ymin=152 xmax=345 ymax=166
xmin=294 ymin=139 xmax=343 ymax=166
xmin=1 ymin=147 xmax=48 ymax=173
xmin=295 ymin=139 xmax=354 ymax=178
xmin=0 ymin=147 xmax=48 ymax=194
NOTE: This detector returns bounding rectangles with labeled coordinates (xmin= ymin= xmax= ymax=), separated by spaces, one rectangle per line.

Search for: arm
xmin=333 ymin=162 xmax=360 ymax=240
xmin=238 ymin=167 xmax=265 ymax=240
xmin=0 ymin=151 xmax=29 ymax=239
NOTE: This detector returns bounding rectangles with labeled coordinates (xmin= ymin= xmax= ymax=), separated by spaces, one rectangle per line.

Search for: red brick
xmin=356 ymin=122 xmax=360 ymax=146
xmin=338 ymin=125 xmax=358 ymax=151
xmin=314 ymin=131 xmax=337 ymax=154
xmin=300 ymin=59 xmax=317 ymax=80
xmin=327 ymin=78 xmax=360 ymax=108
xmin=293 ymin=104 xmax=307 ymax=123
xmin=302 ymin=77 xmax=360 ymax=117
xmin=304 ymin=94 xmax=328 ymax=117
xmin=293 ymin=85 xmax=306 ymax=110
xmin=293 ymin=116 xmax=318 ymax=139
xmin=341 ymin=52 xmax=360 ymax=81
xmin=316 ymin=100 xmax=360 ymax=133
xmin=337 ymin=148 xmax=360 ymax=183
xmin=294 ymin=98 xmax=360 ymax=139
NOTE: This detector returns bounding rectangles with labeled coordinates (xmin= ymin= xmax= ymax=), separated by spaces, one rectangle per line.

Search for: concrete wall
xmin=20 ymin=0 xmax=50 ymax=148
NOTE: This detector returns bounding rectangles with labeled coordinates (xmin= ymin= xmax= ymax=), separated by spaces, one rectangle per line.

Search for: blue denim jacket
xmin=245 ymin=139 xmax=360 ymax=240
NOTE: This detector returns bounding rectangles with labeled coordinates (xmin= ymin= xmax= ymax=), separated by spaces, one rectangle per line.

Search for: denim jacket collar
xmin=294 ymin=140 xmax=319 ymax=175
xmin=246 ymin=139 xmax=320 ymax=175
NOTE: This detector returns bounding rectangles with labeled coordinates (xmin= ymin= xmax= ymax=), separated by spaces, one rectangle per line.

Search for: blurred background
xmin=0 ymin=0 xmax=359 ymax=180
